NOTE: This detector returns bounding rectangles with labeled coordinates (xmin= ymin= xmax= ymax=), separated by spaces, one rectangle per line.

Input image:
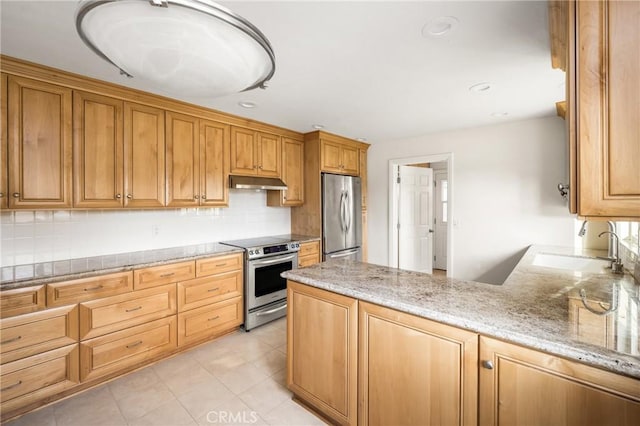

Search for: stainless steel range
xmin=220 ymin=236 xmax=300 ymax=330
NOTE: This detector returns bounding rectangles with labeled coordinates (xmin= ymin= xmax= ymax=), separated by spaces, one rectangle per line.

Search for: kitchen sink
xmin=532 ymin=253 xmax=611 ymax=273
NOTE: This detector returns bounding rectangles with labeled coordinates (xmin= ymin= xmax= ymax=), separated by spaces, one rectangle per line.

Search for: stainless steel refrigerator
xmin=322 ymin=173 xmax=362 ymax=261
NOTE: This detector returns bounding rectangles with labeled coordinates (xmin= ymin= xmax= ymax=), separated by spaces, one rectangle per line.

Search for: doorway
xmin=389 ymin=154 xmax=453 ymax=276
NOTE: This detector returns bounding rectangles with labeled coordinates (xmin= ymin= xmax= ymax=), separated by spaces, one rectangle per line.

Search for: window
xmin=616 ymin=221 xmax=640 ymax=254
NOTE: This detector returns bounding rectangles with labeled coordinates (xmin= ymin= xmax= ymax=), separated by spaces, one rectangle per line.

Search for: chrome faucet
xmin=598 ymin=231 xmax=624 ymax=274
xmin=578 ymin=221 xmax=617 ymax=259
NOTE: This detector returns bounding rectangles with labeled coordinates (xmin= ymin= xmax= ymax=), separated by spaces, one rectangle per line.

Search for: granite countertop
xmin=282 ymin=245 xmax=640 ymax=380
xmin=0 ymin=242 xmax=244 ymax=290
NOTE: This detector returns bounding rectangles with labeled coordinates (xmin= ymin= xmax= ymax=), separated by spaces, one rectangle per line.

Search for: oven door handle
xmin=256 ymin=304 xmax=287 ymax=316
xmin=251 ymin=254 xmax=297 ymax=266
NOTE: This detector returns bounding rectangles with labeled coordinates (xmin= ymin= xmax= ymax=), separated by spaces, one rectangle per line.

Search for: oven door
xmin=247 ymin=252 xmax=298 ymax=309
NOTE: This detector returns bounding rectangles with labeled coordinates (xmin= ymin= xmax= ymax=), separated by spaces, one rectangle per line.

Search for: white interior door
xmin=398 ymin=165 xmax=433 ymax=273
xmin=434 ymin=170 xmax=448 ymax=270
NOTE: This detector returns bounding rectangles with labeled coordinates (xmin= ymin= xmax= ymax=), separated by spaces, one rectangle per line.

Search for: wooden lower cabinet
xmin=287 ymin=280 xmax=358 ymax=425
xmin=80 ymin=316 xmax=177 ymax=382
xmin=46 ymin=271 xmax=133 ymax=307
xmin=177 ymin=296 xmax=242 ymax=347
xmin=479 ymin=336 xmax=640 ymax=426
xmin=177 ymin=270 xmax=242 ymax=312
xmin=359 ymin=301 xmax=478 ymax=426
xmin=0 ymin=285 xmax=45 ymax=318
xmin=298 ymin=241 xmax=320 ymax=267
xmin=1 ymin=344 xmax=79 ymax=418
xmin=79 ymin=284 xmax=176 ymax=340
xmin=133 ymin=260 xmax=195 ymax=290
xmin=0 ymin=305 xmax=78 ymax=364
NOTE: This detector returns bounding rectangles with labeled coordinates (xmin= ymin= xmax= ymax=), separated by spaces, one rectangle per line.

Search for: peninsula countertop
xmin=282 ymin=245 xmax=640 ymax=379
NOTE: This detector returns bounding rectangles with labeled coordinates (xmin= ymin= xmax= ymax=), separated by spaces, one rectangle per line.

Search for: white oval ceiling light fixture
xmin=238 ymin=101 xmax=257 ymax=108
xmin=491 ymin=112 xmax=509 ymax=117
xmin=75 ymin=0 xmax=275 ymax=98
xmin=421 ymin=16 xmax=459 ymax=38
xmin=469 ymin=82 xmax=492 ymax=93
xmin=311 ymin=124 xmax=325 ymax=130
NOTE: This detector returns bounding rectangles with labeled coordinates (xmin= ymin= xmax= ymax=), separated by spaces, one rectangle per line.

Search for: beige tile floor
xmin=7 ymin=318 xmax=327 ymax=426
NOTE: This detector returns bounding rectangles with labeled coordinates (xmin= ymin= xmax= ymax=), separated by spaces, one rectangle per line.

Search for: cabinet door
xmin=321 ymin=140 xmax=343 ymax=173
xmin=269 ymin=137 xmax=303 ymax=206
xmin=230 ymin=126 xmax=256 ymax=175
xmin=166 ymin=111 xmax=199 ymax=207
xmin=1 ymin=74 xmax=7 ymax=209
xmin=0 ymin=285 xmax=45 ymax=319
xmin=200 ymin=120 xmax=229 ymax=206
xmin=287 ymin=280 xmax=358 ymax=425
xmin=359 ymin=301 xmax=478 ymax=426
xmin=123 ymin=102 xmax=165 ymax=207
xmin=341 ymin=145 xmax=359 ymax=176
xmin=577 ymin=0 xmax=640 ymax=217
xmin=73 ymin=91 xmax=124 ymax=208
xmin=7 ymin=76 xmax=72 ymax=208
xmin=256 ymin=132 xmax=281 ymax=177
xmin=479 ymin=336 xmax=640 ymax=426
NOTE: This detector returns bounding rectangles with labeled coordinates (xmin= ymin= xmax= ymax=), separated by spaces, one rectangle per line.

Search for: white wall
xmin=0 ymin=190 xmax=290 ymax=267
xmin=367 ymin=116 xmax=575 ymax=284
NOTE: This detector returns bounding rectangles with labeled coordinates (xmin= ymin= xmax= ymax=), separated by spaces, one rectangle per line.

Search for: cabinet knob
xmin=0 ymin=192 xmax=4 ymax=198
xmin=201 ymin=195 xmax=206 ymax=200
xmin=12 ymin=192 xmax=20 ymax=198
xmin=194 ymin=195 xmax=199 ymax=200
xmin=481 ymin=360 xmax=494 ymax=370
xmin=254 ymin=165 xmax=258 ymax=169
xmin=115 ymin=194 xmax=121 ymax=199
xmin=126 ymin=194 xmax=133 ymax=199
xmin=258 ymin=166 xmax=263 ymax=169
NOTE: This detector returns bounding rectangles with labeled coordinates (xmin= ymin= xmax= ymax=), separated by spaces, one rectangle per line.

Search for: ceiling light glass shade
xmin=76 ymin=0 xmax=275 ymax=97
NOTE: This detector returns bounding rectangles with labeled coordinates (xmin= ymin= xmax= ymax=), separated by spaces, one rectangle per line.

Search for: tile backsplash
xmin=0 ymin=190 xmax=290 ymax=268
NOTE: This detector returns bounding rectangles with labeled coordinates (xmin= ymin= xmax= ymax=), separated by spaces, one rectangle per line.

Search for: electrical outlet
xmin=152 ymin=225 xmax=159 ymax=237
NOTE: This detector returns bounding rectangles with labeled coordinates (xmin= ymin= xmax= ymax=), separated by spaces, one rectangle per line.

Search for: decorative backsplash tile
xmin=0 ymin=190 xmax=290 ymax=269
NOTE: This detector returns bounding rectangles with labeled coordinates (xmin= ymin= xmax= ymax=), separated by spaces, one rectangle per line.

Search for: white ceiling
xmin=0 ymin=0 xmax=565 ymax=143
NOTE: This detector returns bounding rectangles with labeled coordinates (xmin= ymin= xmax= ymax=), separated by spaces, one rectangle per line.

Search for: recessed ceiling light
xmin=422 ymin=16 xmax=459 ymax=38
xmin=312 ymin=124 xmax=325 ymax=130
xmin=491 ymin=112 xmax=509 ymax=117
xmin=238 ymin=101 xmax=256 ymax=108
xmin=469 ymin=82 xmax=492 ymax=93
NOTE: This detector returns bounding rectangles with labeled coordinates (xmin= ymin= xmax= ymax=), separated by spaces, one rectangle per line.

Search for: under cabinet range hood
xmin=229 ymin=175 xmax=288 ymax=190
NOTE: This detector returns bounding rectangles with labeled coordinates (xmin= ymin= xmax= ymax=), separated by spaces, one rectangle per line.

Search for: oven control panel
xmin=247 ymin=242 xmax=300 ymax=259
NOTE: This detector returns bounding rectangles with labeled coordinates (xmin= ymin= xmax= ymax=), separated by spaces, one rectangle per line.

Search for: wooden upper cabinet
xmin=479 ymin=336 xmax=640 ymax=426
xmin=123 ymin=102 xmax=165 ymax=207
xmin=73 ymin=91 xmax=124 ymax=208
xmin=166 ymin=111 xmax=199 ymax=207
xmin=1 ymin=74 xmax=7 ymax=209
xmin=575 ymin=0 xmax=640 ymax=218
xmin=166 ymin=113 xmax=229 ymax=207
xmin=200 ymin=119 xmax=229 ymax=206
xmin=7 ymin=76 xmax=72 ymax=209
xmin=256 ymin=132 xmax=281 ymax=177
xmin=321 ymin=140 xmax=359 ymax=176
xmin=230 ymin=126 xmax=281 ymax=177
xmin=267 ymin=137 xmax=304 ymax=207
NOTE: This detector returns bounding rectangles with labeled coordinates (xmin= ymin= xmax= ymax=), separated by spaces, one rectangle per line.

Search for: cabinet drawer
xmin=178 ymin=296 xmax=242 ymax=347
xmin=298 ymin=254 xmax=320 ymax=268
xmin=0 ymin=344 xmax=79 ymax=417
xmin=299 ymin=241 xmax=320 ymax=257
xmin=80 ymin=316 xmax=177 ymax=382
xmin=134 ymin=261 xmax=195 ymax=290
xmin=47 ymin=272 xmax=133 ymax=307
xmin=178 ymin=270 xmax=242 ymax=312
xmin=79 ymin=284 xmax=176 ymax=340
xmin=0 ymin=285 xmax=45 ymax=318
xmin=0 ymin=305 xmax=78 ymax=364
xmin=196 ymin=253 xmax=243 ymax=277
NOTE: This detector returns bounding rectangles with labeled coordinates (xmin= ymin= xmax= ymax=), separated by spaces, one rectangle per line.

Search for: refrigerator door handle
xmin=345 ymin=191 xmax=351 ymax=231
xmin=340 ymin=191 xmax=347 ymax=232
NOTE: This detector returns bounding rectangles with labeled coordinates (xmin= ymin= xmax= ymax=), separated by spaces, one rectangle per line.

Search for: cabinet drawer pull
xmin=481 ymin=360 xmax=494 ymax=370
xmin=215 ymin=263 xmax=227 ymax=267
xmin=159 ymin=272 xmax=175 ymax=278
xmin=1 ymin=380 xmax=22 ymax=392
xmin=207 ymin=287 xmax=220 ymax=292
xmin=0 ymin=335 xmax=22 ymax=345
xmin=208 ymin=315 xmax=220 ymax=321
xmin=84 ymin=285 xmax=104 ymax=291
xmin=126 ymin=340 xmax=143 ymax=349
xmin=125 ymin=306 xmax=142 ymax=313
